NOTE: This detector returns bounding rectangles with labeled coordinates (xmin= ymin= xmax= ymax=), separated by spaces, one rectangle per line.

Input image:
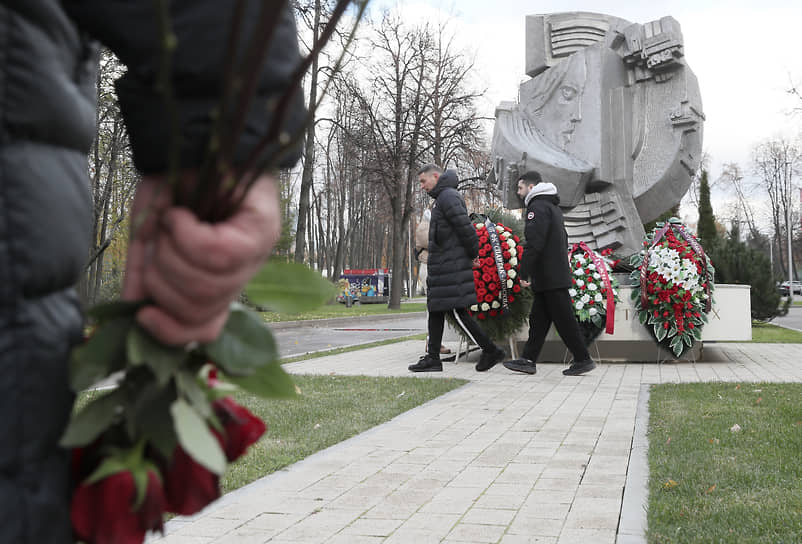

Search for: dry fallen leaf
xmin=735 ymin=384 xmax=741 ymax=390
xmin=666 ymin=437 xmax=672 ymax=445
xmin=706 ymin=484 xmax=716 ymax=494
xmin=756 ymin=397 xmax=762 ymax=404
xmin=663 ymin=479 xmax=678 ymax=490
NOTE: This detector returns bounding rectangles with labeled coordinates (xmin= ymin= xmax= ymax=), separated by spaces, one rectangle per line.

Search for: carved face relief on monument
xmin=521 ymin=53 xmax=586 ymax=151
xmin=489 ymin=12 xmax=704 ymax=258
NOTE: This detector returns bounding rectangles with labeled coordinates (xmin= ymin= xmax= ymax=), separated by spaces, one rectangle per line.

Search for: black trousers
xmin=522 ymin=288 xmax=590 ymax=363
xmin=427 ymin=307 xmax=494 ymax=358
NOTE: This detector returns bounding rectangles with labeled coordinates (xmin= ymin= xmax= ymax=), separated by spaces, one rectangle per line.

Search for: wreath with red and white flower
xmin=447 ymin=213 xmax=532 ymax=342
xmin=568 ymin=243 xmax=621 ymax=346
xmin=629 ymin=219 xmax=715 ymax=358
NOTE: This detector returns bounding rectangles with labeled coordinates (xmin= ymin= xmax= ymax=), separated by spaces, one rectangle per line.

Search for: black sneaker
xmin=475 ymin=346 xmax=505 ymax=372
xmin=409 ymin=355 xmax=443 ymax=372
xmin=502 ymin=358 xmax=537 ymax=375
xmin=562 ymin=359 xmax=596 ymax=376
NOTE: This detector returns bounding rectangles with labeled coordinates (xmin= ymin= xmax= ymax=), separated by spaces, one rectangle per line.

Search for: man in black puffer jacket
xmin=0 ymin=3 xmax=304 ymax=542
xmin=409 ymin=164 xmax=506 ymax=373
xmin=502 ymin=171 xmax=596 ymax=376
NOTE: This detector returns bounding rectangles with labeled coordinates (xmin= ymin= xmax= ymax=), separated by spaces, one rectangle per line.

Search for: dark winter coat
xmin=426 ymin=170 xmax=479 ymax=312
xmin=520 ymin=190 xmax=573 ymax=292
xmin=0 ymin=3 xmax=304 ymax=542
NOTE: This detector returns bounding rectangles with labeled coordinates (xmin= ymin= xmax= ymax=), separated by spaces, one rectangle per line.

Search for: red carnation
xmin=484 ymin=257 xmax=494 ymax=267
xmin=512 ymin=284 xmax=521 ymax=293
xmin=482 ymin=273 xmax=492 ymax=282
xmin=501 ymin=242 xmax=510 ymax=250
xmin=478 ymin=248 xmax=487 ymax=257
xmin=513 ymin=235 xmax=520 ymax=242
xmin=473 ymin=270 xmax=480 ymax=279
xmin=509 ymin=295 xmax=515 ymax=302
xmin=71 ymin=469 xmax=166 ymax=544
xmin=503 ymin=250 xmax=511 ymax=259
xmin=484 ymin=294 xmax=494 ymax=303
xmin=503 ymin=263 xmax=512 ymax=270
xmin=477 ymin=313 xmax=486 ymax=320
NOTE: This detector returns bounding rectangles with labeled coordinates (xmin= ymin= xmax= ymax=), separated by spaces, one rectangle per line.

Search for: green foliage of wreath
xmin=629 ymin=219 xmax=715 ymax=358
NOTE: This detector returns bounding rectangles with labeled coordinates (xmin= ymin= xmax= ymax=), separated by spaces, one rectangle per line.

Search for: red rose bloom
xmin=482 ymin=273 xmax=492 ymax=282
xmin=212 ymin=397 xmax=266 ymax=462
xmin=512 ymin=284 xmax=521 ymax=293
xmin=477 ymin=313 xmax=486 ymax=320
xmin=513 ymin=235 xmax=520 ymax=242
xmin=503 ymin=250 xmax=511 ymax=259
xmin=503 ymin=262 xmax=512 ymax=270
xmin=71 ymin=469 xmax=166 ymax=544
xmin=162 ymin=447 xmax=220 ymax=516
xmin=509 ymin=295 xmax=515 ymax=302
xmin=473 ymin=270 xmax=480 ymax=279
xmin=489 ymin=310 xmax=498 ymax=317
xmin=484 ymin=294 xmax=494 ymax=303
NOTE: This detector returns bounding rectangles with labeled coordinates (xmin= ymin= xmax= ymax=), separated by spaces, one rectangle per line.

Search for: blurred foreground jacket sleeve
xmin=64 ymin=1 xmax=307 ymax=174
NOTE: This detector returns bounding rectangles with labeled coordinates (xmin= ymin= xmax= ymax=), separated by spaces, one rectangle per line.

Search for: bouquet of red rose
xmin=567 ymin=243 xmax=621 ymax=346
xmin=62 ymin=3 xmax=360 ymax=543
xmin=629 ymin=219 xmax=715 ymax=358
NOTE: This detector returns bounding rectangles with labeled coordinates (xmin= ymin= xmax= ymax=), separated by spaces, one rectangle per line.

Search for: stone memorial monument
xmin=489 ymin=12 xmax=705 ymax=257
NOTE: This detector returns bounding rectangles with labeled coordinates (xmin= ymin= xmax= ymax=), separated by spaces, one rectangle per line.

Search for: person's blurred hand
xmin=122 ymin=173 xmax=280 ymax=345
xmin=520 ymin=279 xmax=531 ymax=288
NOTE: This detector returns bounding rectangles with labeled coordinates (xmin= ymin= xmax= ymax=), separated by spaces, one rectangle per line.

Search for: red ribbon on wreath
xmin=568 ymin=242 xmax=615 ymax=335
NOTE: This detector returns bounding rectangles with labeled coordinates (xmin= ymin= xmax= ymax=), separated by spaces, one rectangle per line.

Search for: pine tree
xmin=697 ymin=169 xmax=717 ymax=248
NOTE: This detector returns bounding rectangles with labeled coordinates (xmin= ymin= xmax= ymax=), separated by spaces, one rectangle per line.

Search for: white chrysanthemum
xmin=593 ymin=273 xmax=601 ymax=280
xmin=507 ymin=279 xmax=514 ymax=288
xmin=481 ymin=302 xmax=490 ymax=311
xmin=588 ymin=307 xmax=598 ymax=316
xmin=588 ymin=263 xmax=596 ymax=270
xmin=575 ymin=301 xmax=585 ymax=310
xmin=568 ymin=288 xmax=577 ymax=297
xmin=470 ymin=304 xmax=478 ymax=311
xmin=508 ymin=269 xmax=517 ymax=278
xmin=576 ymin=279 xmax=585 ymax=287
xmin=594 ymin=293 xmax=603 ymax=302
xmin=507 ymin=240 xmax=516 ymax=248
xmin=496 ymin=225 xmax=504 ymax=233
xmin=491 ymin=300 xmax=501 ymax=309
xmin=475 ymin=223 xmax=484 ymax=229
xmin=573 ymin=268 xmax=585 ymax=276
xmin=588 ymin=283 xmax=598 ymax=291
xmin=509 ymin=257 xmax=518 ymax=266
xmin=581 ymin=293 xmax=591 ymax=303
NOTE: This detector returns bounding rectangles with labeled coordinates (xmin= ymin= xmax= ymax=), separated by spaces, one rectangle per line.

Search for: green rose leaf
xmin=60 ymin=389 xmax=124 ymax=447
xmin=640 ymin=311 xmax=649 ymax=325
xmin=203 ymin=303 xmax=279 ymax=377
xmin=692 ymin=327 xmax=702 ymax=341
xmin=175 ymin=369 xmax=213 ymax=420
xmin=671 ymin=336 xmax=684 ymax=357
xmin=245 ymin=260 xmax=337 ymax=313
xmin=130 ymin=383 xmax=178 ymax=459
xmin=170 ymin=398 xmax=226 ymax=475
xmin=228 ymin=360 xmax=297 ymax=399
xmin=127 ymin=326 xmax=187 ymax=386
xmin=69 ymin=316 xmax=133 ymax=392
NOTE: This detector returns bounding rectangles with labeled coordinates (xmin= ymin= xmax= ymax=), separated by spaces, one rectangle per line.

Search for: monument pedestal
xmin=515 ymin=284 xmax=751 ymax=363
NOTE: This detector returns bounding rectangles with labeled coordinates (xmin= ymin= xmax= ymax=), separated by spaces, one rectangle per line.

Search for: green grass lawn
xmin=261 ymin=301 xmax=426 ymax=322
xmin=749 ymin=322 xmax=802 ymax=343
xmin=221 ymin=374 xmax=466 ymax=493
xmin=647 ymin=383 xmax=802 ymax=543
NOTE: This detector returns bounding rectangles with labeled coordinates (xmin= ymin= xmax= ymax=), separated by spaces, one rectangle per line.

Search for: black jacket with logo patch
xmin=520 ymin=193 xmax=572 ymax=292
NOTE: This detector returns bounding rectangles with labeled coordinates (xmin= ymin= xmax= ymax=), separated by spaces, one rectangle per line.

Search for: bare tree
xmin=717 ymin=162 xmax=761 ymax=239
xmin=80 ymin=48 xmax=138 ymax=305
xmin=752 ymin=137 xmax=801 ymax=279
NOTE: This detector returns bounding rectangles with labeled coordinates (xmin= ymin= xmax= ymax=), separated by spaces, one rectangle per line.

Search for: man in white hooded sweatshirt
xmin=503 ymin=171 xmax=596 ymax=376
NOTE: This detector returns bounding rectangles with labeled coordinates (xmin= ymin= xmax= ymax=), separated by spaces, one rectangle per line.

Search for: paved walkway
xmin=149 ymin=341 xmax=802 ymax=544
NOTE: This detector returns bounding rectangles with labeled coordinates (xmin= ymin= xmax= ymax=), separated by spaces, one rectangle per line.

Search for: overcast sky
xmin=365 ymin=0 xmax=802 ymax=223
